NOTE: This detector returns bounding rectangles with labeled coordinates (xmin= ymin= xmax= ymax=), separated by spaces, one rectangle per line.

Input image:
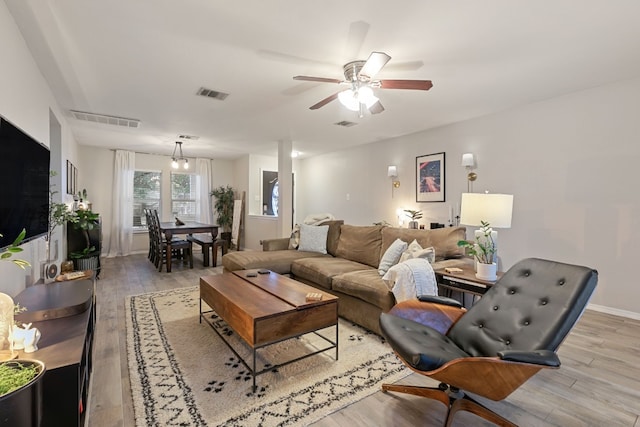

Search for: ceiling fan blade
xmin=378 ymin=79 xmax=433 ymax=90
xmin=368 ymin=101 xmax=385 ymax=115
xmin=359 ymin=52 xmax=391 ymax=80
xmin=294 ymin=76 xmax=342 ymax=84
xmin=309 ymin=92 xmax=340 ymax=110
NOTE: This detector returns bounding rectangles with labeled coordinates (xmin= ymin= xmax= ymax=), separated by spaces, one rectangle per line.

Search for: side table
xmin=434 ymin=265 xmax=503 ymax=307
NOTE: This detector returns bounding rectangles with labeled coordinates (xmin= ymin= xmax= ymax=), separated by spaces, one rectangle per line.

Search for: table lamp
xmin=459 ymin=192 xmax=514 ymax=279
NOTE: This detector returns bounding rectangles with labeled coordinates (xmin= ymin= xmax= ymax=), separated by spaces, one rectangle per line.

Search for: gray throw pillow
xmin=297 ymin=224 xmax=329 ymax=254
xmin=378 ymin=238 xmax=408 ymax=275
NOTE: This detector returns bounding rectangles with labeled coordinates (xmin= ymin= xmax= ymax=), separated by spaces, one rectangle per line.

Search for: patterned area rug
xmin=125 ymin=286 xmax=410 ymax=426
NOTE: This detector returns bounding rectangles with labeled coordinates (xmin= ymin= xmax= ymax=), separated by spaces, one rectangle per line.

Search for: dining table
xmin=159 ymin=221 xmax=218 ymax=272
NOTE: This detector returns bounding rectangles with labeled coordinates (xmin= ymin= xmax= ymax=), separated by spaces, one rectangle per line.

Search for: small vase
xmin=476 ymin=262 xmax=497 ymax=281
xmin=408 ymin=221 xmax=419 ymax=229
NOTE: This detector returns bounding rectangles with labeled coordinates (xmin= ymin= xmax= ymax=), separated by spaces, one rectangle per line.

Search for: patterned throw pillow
xmin=297 ymin=224 xmax=329 ymax=254
xmin=399 ymin=239 xmax=435 ymax=264
xmin=378 ymin=238 xmax=408 ymax=276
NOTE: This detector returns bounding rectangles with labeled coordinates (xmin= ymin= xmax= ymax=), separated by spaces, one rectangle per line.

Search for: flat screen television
xmin=0 ymin=116 xmax=50 ymax=249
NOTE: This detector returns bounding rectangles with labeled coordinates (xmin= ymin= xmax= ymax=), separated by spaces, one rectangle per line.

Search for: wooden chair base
xmin=381 ymin=383 xmax=516 ymax=427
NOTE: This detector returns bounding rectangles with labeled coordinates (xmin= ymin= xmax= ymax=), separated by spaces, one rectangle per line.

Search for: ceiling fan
xmin=293 ymin=51 xmax=432 ymax=117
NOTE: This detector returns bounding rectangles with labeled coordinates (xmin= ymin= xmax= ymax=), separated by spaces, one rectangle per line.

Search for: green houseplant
xmin=210 ymin=185 xmax=235 ymax=243
xmin=69 ymin=209 xmax=100 ymax=271
xmin=457 ymin=221 xmax=498 ymax=281
xmin=404 ymin=209 xmax=423 ymax=229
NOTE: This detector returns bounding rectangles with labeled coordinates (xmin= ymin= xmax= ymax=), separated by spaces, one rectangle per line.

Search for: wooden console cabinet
xmin=14 ymin=279 xmax=95 ymax=427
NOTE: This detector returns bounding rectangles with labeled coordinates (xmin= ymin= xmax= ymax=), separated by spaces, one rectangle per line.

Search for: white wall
xmin=298 ymin=76 xmax=640 ymax=317
xmin=0 ymin=2 xmax=79 ymax=297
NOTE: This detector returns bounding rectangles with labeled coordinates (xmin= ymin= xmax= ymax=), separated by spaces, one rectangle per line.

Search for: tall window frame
xmin=171 ymin=172 xmax=197 ymax=222
xmin=133 ymin=170 xmax=161 ymax=230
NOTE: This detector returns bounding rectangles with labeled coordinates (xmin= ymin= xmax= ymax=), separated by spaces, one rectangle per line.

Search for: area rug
xmin=125 ymin=286 xmax=410 ymax=427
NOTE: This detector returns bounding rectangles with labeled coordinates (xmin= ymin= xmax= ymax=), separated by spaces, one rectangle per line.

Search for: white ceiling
xmin=7 ymin=0 xmax=640 ymax=160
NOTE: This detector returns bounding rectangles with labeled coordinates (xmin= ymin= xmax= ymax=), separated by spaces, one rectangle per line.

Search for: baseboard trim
xmin=588 ymin=303 xmax=640 ymax=321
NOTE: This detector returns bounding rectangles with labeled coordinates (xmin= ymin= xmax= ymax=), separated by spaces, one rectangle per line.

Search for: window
xmin=171 ymin=172 xmax=197 ymax=222
xmin=133 ymin=170 xmax=161 ymax=229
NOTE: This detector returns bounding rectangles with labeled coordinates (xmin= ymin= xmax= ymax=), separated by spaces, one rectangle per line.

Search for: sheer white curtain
xmin=195 ymin=158 xmax=213 ymax=223
xmin=108 ymin=150 xmax=135 ymax=257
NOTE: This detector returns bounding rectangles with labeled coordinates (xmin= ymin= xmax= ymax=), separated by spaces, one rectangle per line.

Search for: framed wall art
xmin=416 ymin=152 xmax=445 ymax=202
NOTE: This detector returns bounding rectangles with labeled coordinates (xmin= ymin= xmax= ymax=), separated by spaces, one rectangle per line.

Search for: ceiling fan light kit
xmin=293 ymin=51 xmax=432 ymax=116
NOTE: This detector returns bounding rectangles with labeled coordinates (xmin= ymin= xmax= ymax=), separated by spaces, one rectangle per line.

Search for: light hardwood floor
xmin=88 ymin=254 xmax=640 ymax=426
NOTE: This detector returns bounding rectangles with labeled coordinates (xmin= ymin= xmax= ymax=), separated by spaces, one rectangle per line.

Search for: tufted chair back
xmin=447 ymin=258 xmax=598 ymax=357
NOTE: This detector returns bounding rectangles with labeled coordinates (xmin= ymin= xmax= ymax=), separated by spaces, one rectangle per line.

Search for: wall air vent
xmin=197 ymin=87 xmax=229 ymax=100
xmin=334 ymin=120 xmax=358 ymax=127
xmin=178 ymin=134 xmax=199 ymax=140
xmin=70 ymin=110 xmax=140 ymax=128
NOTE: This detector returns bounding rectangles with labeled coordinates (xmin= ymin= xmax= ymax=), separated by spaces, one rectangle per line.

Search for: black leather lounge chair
xmin=380 ymin=257 xmax=598 ymax=426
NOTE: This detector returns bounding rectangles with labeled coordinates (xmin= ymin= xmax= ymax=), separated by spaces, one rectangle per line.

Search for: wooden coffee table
xmin=199 ymin=269 xmax=339 ymax=391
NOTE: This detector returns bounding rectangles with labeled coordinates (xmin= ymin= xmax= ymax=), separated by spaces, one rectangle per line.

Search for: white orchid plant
xmin=457 ymin=221 xmax=497 ymax=264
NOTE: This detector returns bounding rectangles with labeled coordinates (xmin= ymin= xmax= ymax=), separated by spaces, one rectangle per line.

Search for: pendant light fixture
xmin=171 ymin=141 xmax=189 ymax=169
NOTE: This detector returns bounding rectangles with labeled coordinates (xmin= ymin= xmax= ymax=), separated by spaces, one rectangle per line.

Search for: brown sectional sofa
xmin=221 ymin=221 xmax=470 ymax=335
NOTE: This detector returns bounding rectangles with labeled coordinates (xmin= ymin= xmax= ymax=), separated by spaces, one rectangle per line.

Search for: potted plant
xmin=0 ymin=359 xmax=45 ymax=427
xmin=404 ymin=209 xmax=423 ymax=229
xmin=210 ymin=185 xmax=235 ymax=244
xmin=69 ymin=209 xmax=100 ymax=271
xmin=457 ymin=221 xmax=498 ymax=281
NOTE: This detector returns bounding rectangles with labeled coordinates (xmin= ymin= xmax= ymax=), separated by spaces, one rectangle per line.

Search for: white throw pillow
xmin=378 ymin=238 xmax=408 ymax=275
xmin=399 ymin=239 xmax=435 ymax=264
xmin=297 ymin=224 xmax=329 ymax=254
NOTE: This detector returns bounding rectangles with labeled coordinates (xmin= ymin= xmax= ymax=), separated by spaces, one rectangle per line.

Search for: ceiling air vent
xmin=197 ymin=87 xmax=229 ymax=101
xmin=178 ymin=134 xmax=199 ymax=140
xmin=70 ymin=110 xmax=140 ymax=128
xmin=334 ymin=120 xmax=358 ymax=127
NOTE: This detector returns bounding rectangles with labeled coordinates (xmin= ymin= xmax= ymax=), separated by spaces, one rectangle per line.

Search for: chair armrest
xmin=418 ymin=295 xmax=463 ymax=308
xmin=497 ymin=350 xmax=560 ymax=367
xmin=388 ymin=300 xmax=466 ymax=335
xmin=261 ymin=238 xmax=290 ymax=251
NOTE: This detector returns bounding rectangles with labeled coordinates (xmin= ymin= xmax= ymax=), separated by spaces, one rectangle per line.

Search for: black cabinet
xmin=14 ymin=280 xmax=95 ymax=427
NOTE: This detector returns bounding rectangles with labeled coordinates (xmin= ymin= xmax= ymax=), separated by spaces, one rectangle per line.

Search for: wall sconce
xmin=388 ymin=165 xmax=400 ymax=198
xmin=461 ymin=153 xmax=476 ymax=192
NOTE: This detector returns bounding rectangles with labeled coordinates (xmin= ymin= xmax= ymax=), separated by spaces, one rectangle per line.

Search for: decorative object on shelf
xmin=387 ymin=165 xmax=400 ymax=198
xmin=171 ymin=141 xmax=189 ymax=169
xmin=458 ymin=192 xmax=514 ymax=280
xmin=416 ymin=152 xmax=445 ymax=202
xmin=11 ymin=323 xmax=41 ymax=353
xmin=461 ymin=153 xmax=477 ymax=192
xmin=45 ymin=171 xmax=77 ymax=282
xmin=60 ymin=260 xmax=74 ymax=274
xmin=0 ymin=293 xmax=16 ymax=361
xmin=403 ymin=209 xmax=423 ymax=229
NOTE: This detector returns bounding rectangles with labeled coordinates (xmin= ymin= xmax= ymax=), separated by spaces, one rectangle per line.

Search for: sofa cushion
xmin=332 ymin=270 xmax=396 ymax=311
xmin=381 ymin=226 xmax=466 ymax=262
xmin=297 ymin=224 xmax=329 ymax=254
xmin=325 ymin=220 xmax=344 ymax=256
xmin=335 ymin=224 xmax=384 ymax=268
xmin=292 ymin=257 xmax=373 ymax=290
xmin=222 ymin=250 xmax=328 ymax=274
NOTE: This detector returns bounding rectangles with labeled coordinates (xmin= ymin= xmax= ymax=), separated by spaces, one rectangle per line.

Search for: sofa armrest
xmin=262 ymin=238 xmax=290 ymax=251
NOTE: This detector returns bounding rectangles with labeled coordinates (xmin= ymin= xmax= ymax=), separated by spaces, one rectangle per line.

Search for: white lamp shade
xmin=461 ymin=153 xmax=474 ymax=167
xmin=338 ymin=90 xmax=360 ymax=111
xmin=460 ymin=193 xmax=513 ymax=228
xmin=387 ymin=165 xmax=397 ymax=177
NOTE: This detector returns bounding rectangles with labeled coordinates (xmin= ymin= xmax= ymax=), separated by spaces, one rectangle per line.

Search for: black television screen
xmin=0 ymin=116 xmax=50 ymax=249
